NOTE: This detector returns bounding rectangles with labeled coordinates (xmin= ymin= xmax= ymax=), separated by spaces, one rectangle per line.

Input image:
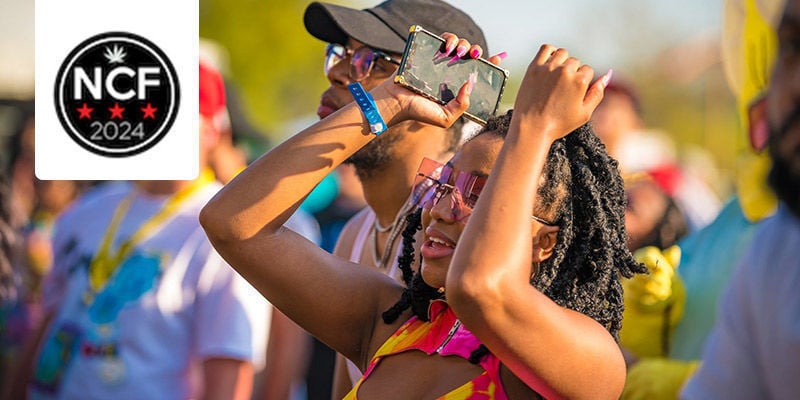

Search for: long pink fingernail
xmin=444 ymin=41 xmax=456 ymax=55
xmin=470 ymin=48 xmax=480 ymax=59
xmin=447 ymin=55 xmax=462 ymax=66
xmin=455 ymin=45 xmax=468 ymax=58
xmin=492 ymin=51 xmax=508 ymax=60
xmin=465 ymin=72 xmax=477 ymax=94
xmin=433 ymin=51 xmax=450 ymax=62
xmin=601 ymin=69 xmax=613 ymax=88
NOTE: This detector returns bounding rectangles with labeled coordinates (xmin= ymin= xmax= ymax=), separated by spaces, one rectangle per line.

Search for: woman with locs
xmin=201 ymin=35 xmax=639 ymax=399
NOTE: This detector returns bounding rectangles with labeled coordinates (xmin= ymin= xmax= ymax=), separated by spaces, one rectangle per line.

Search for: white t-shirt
xmin=30 ymin=182 xmax=268 ymax=400
xmin=682 ymin=205 xmax=800 ymax=399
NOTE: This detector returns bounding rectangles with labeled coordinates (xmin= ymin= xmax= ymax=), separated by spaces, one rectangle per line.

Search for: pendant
xmin=98 ymin=356 xmax=126 ymax=385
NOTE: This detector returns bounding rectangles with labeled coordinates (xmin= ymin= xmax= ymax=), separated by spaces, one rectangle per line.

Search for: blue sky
xmin=452 ymin=0 xmax=724 ymax=72
xmin=0 ymin=0 xmax=723 ymax=97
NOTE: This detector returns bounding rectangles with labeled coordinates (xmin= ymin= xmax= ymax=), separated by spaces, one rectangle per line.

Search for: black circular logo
xmin=54 ymin=32 xmax=180 ymax=157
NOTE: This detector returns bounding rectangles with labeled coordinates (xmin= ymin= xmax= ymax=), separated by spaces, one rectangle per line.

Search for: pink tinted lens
xmin=416 ymin=159 xmax=487 ymax=221
xmin=350 ymin=47 xmax=375 ymax=81
xmin=415 ymin=158 xmax=451 ymax=209
xmin=324 ymin=44 xmax=345 ymax=75
xmin=453 ymin=171 xmax=485 ymax=209
xmin=436 ymin=177 xmax=483 ymax=221
xmin=440 ymin=185 xmax=472 ymax=221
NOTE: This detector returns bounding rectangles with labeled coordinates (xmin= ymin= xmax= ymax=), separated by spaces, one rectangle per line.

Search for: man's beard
xmin=768 ymin=105 xmax=800 ymax=219
xmin=344 ymin=130 xmax=404 ymax=181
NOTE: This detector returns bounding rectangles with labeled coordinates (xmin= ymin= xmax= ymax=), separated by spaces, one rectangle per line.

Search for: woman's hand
xmin=512 ymin=44 xmax=611 ymax=142
xmin=371 ymin=32 xmax=504 ymax=130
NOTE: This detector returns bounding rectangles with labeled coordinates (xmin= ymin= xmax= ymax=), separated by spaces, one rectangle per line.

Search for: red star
xmin=141 ymin=103 xmax=158 ymax=119
xmin=109 ymin=102 xmax=125 ymax=119
xmin=76 ymin=103 xmax=94 ymax=120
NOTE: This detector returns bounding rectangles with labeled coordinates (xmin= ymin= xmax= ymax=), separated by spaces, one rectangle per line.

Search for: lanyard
xmin=88 ymin=170 xmax=215 ymax=293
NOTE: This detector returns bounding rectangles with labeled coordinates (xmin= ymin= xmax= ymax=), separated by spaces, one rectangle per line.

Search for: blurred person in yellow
xmin=683 ymin=0 xmax=800 ymax=396
xmin=620 ymin=0 xmax=785 ymax=398
xmin=618 ymin=174 xmax=689 ymax=362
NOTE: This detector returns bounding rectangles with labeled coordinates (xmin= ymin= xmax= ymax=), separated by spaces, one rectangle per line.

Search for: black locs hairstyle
xmin=382 ymin=110 xmax=645 ymax=361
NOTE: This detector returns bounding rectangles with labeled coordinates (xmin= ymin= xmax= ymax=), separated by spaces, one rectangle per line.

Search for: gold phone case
xmin=394 ymin=25 xmax=509 ymax=125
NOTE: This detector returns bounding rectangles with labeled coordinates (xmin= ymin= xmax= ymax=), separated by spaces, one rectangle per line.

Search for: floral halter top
xmin=343 ymin=301 xmax=509 ymax=400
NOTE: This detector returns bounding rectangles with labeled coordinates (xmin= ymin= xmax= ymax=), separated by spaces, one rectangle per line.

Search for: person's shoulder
xmin=751 ymin=205 xmax=800 ymax=247
xmin=57 ymin=181 xmax=132 ymax=225
xmin=332 ymin=207 xmax=371 ymax=258
xmin=733 ymin=205 xmax=800 ymax=288
xmin=79 ymin=181 xmax=133 ymax=203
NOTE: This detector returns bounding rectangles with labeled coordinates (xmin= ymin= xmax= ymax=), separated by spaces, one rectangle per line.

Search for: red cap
xmin=199 ymin=61 xmax=226 ymax=118
xmin=604 ymin=78 xmax=641 ymax=115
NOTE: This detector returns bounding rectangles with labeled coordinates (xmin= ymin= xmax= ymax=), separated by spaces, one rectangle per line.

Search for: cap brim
xmin=304 ymin=2 xmax=407 ymax=54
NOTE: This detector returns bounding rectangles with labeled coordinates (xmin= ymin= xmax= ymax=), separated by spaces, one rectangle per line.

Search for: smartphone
xmin=394 ymin=25 xmax=509 ymax=125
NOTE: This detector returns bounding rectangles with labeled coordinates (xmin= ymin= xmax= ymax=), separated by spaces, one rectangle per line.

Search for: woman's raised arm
xmin=447 ymin=45 xmax=624 ymax=399
xmin=199 ymin=73 xmax=472 ymax=361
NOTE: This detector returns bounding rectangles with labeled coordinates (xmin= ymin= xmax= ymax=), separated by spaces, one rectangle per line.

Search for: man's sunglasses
xmin=324 ymin=43 xmax=400 ymax=82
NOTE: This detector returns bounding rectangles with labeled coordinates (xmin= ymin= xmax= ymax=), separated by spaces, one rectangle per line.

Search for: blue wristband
xmin=347 ymin=82 xmax=387 ymax=135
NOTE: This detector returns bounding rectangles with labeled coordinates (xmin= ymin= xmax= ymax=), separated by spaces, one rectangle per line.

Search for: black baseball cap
xmin=304 ymin=0 xmax=488 ymax=55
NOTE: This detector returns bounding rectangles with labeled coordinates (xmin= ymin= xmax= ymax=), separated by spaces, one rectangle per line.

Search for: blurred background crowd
xmin=0 ymin=0 xmax=788 ymax=399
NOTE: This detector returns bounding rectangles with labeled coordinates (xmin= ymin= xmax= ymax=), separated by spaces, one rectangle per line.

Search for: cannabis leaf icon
xmin=104 ymin=44 xmax=127 ymax=64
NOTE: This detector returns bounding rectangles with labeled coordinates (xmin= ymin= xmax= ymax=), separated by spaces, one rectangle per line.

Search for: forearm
xmin=259 ymin=310 xmax=311 ymax=400
xmin=449 ymin=123 xmax=553 ymax=294
xmin=447 ymin=49 xmax=589 ymax=306
xmin=202 ymin=358 xmax=254 ymax=400
xmin=199 ymin=77 xmax=464 ymax=296
xmin=447 ymin=46 xmax=621 ymax=397
xmin=200 ymin=100 xmax=376 ymax=243
xmin=449 ymin=130 xmax=624 ymax=397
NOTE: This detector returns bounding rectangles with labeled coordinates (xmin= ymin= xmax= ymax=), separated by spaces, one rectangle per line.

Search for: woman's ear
xmin=532 ymin=225 xmax=560 ymax=262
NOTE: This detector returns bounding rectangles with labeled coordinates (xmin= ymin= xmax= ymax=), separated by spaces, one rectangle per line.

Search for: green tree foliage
xmin=201 ymin=0 xmax=361 ymax=139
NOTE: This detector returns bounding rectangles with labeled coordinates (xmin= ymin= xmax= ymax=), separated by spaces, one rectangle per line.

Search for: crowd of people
xmin=0 ymin=0 xmax=798 ymax=398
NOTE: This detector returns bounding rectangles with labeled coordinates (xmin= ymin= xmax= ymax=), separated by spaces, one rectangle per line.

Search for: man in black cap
xmin=297 ymin=1 xmax=494 ymax=398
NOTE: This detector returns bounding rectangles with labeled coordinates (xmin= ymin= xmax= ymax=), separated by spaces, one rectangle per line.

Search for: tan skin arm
xmin=447 ymin=45 xmax=625 ymax=399
xmin=199 ymin=52 xmax=473 ymax=366
xmin=259 ymin=310 xmax=311 ymax=400
xmin=327 ymin=213 xmax=368 ymax=398
xmin=201 ymin=357 xmax=254 ymax=400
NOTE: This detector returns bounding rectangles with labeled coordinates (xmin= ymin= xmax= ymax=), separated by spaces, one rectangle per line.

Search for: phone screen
xmin=395 ymin=25 xmax=508 ymax=124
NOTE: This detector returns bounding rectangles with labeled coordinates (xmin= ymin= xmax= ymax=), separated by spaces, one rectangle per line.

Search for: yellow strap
xmin=88 ymin=169 xmax=215 ymax=292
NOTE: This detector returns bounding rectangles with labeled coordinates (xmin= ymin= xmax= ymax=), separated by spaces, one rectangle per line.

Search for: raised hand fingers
xmin=440 ymin=32 xmax=459 ymax=55
xmin=534 ymin=44 xmax=558 ymax=65
xmin=445 ymin=72 xmax=475 ymax=117
xmin=440 ymin=32 xmax=485 ymax=60
xmin=487 ymin=51 xmax=507 ymax=66
xmin=439 ymin=33 xmax=471 ymax=57
xmin=514 ymin=44 xmax=610 ymax=141
xmin=585 ymin=68 xmax=613 ymax=109
xmin=548 ymin=48 xmax=570 ymax=66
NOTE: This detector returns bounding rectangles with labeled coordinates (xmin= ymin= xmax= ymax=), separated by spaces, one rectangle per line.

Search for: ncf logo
xmin=54 ymin=32 xmax=180 ymax=157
